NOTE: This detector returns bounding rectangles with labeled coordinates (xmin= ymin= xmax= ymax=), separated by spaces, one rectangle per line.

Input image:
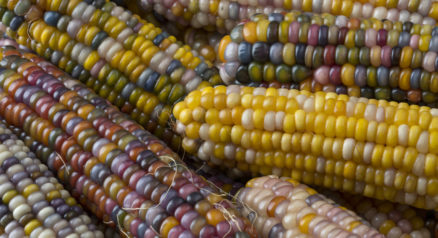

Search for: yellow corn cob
xmin=174 ymin=85 xmax=438 ymax=210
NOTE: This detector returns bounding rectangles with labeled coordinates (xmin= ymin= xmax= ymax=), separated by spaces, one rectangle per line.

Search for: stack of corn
xmin=0 ymin=0 xmax=438 ymax=237
xmin=0 ymin=37 xmax=388 ymax=238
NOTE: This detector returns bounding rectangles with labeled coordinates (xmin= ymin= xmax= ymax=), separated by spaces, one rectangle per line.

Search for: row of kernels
xmin=184 ymin=120 xmax=438 ymax=174
xmin=222 ymin=41 xmax=438 ymax=73
xmin=191 ymin=139 xmax=438 ymax=196
xmin=179 ymin=86 xmax=438 ymax=127
xmin=226 ymin=22 xmax=437 ymax=50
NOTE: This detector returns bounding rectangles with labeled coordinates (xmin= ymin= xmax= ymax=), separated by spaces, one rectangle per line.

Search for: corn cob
xmin=236 ymin=176 xmax=384 ymax=237
xmin=217 ymin=13 xmax=438 ymax=105
xmin=174 ymin=85 xmax=438 ymax=210
xmin=37 ymin=0 xmax=220 ymax=81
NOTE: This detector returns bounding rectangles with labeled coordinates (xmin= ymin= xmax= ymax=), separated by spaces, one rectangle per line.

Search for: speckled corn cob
xmin=236 ymin=176 xmax=384 ymax=238
xmin=217 ymin=13 xmax=438 ymax=105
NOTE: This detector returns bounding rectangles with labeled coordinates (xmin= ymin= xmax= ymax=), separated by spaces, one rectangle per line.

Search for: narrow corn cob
xmin=236 ymin=176 xmax=384 ymax=237
xmin=26 ymin=18 xmax=179 ymax=130
xmin=174 ymin=85 xmax=438 ymax=210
